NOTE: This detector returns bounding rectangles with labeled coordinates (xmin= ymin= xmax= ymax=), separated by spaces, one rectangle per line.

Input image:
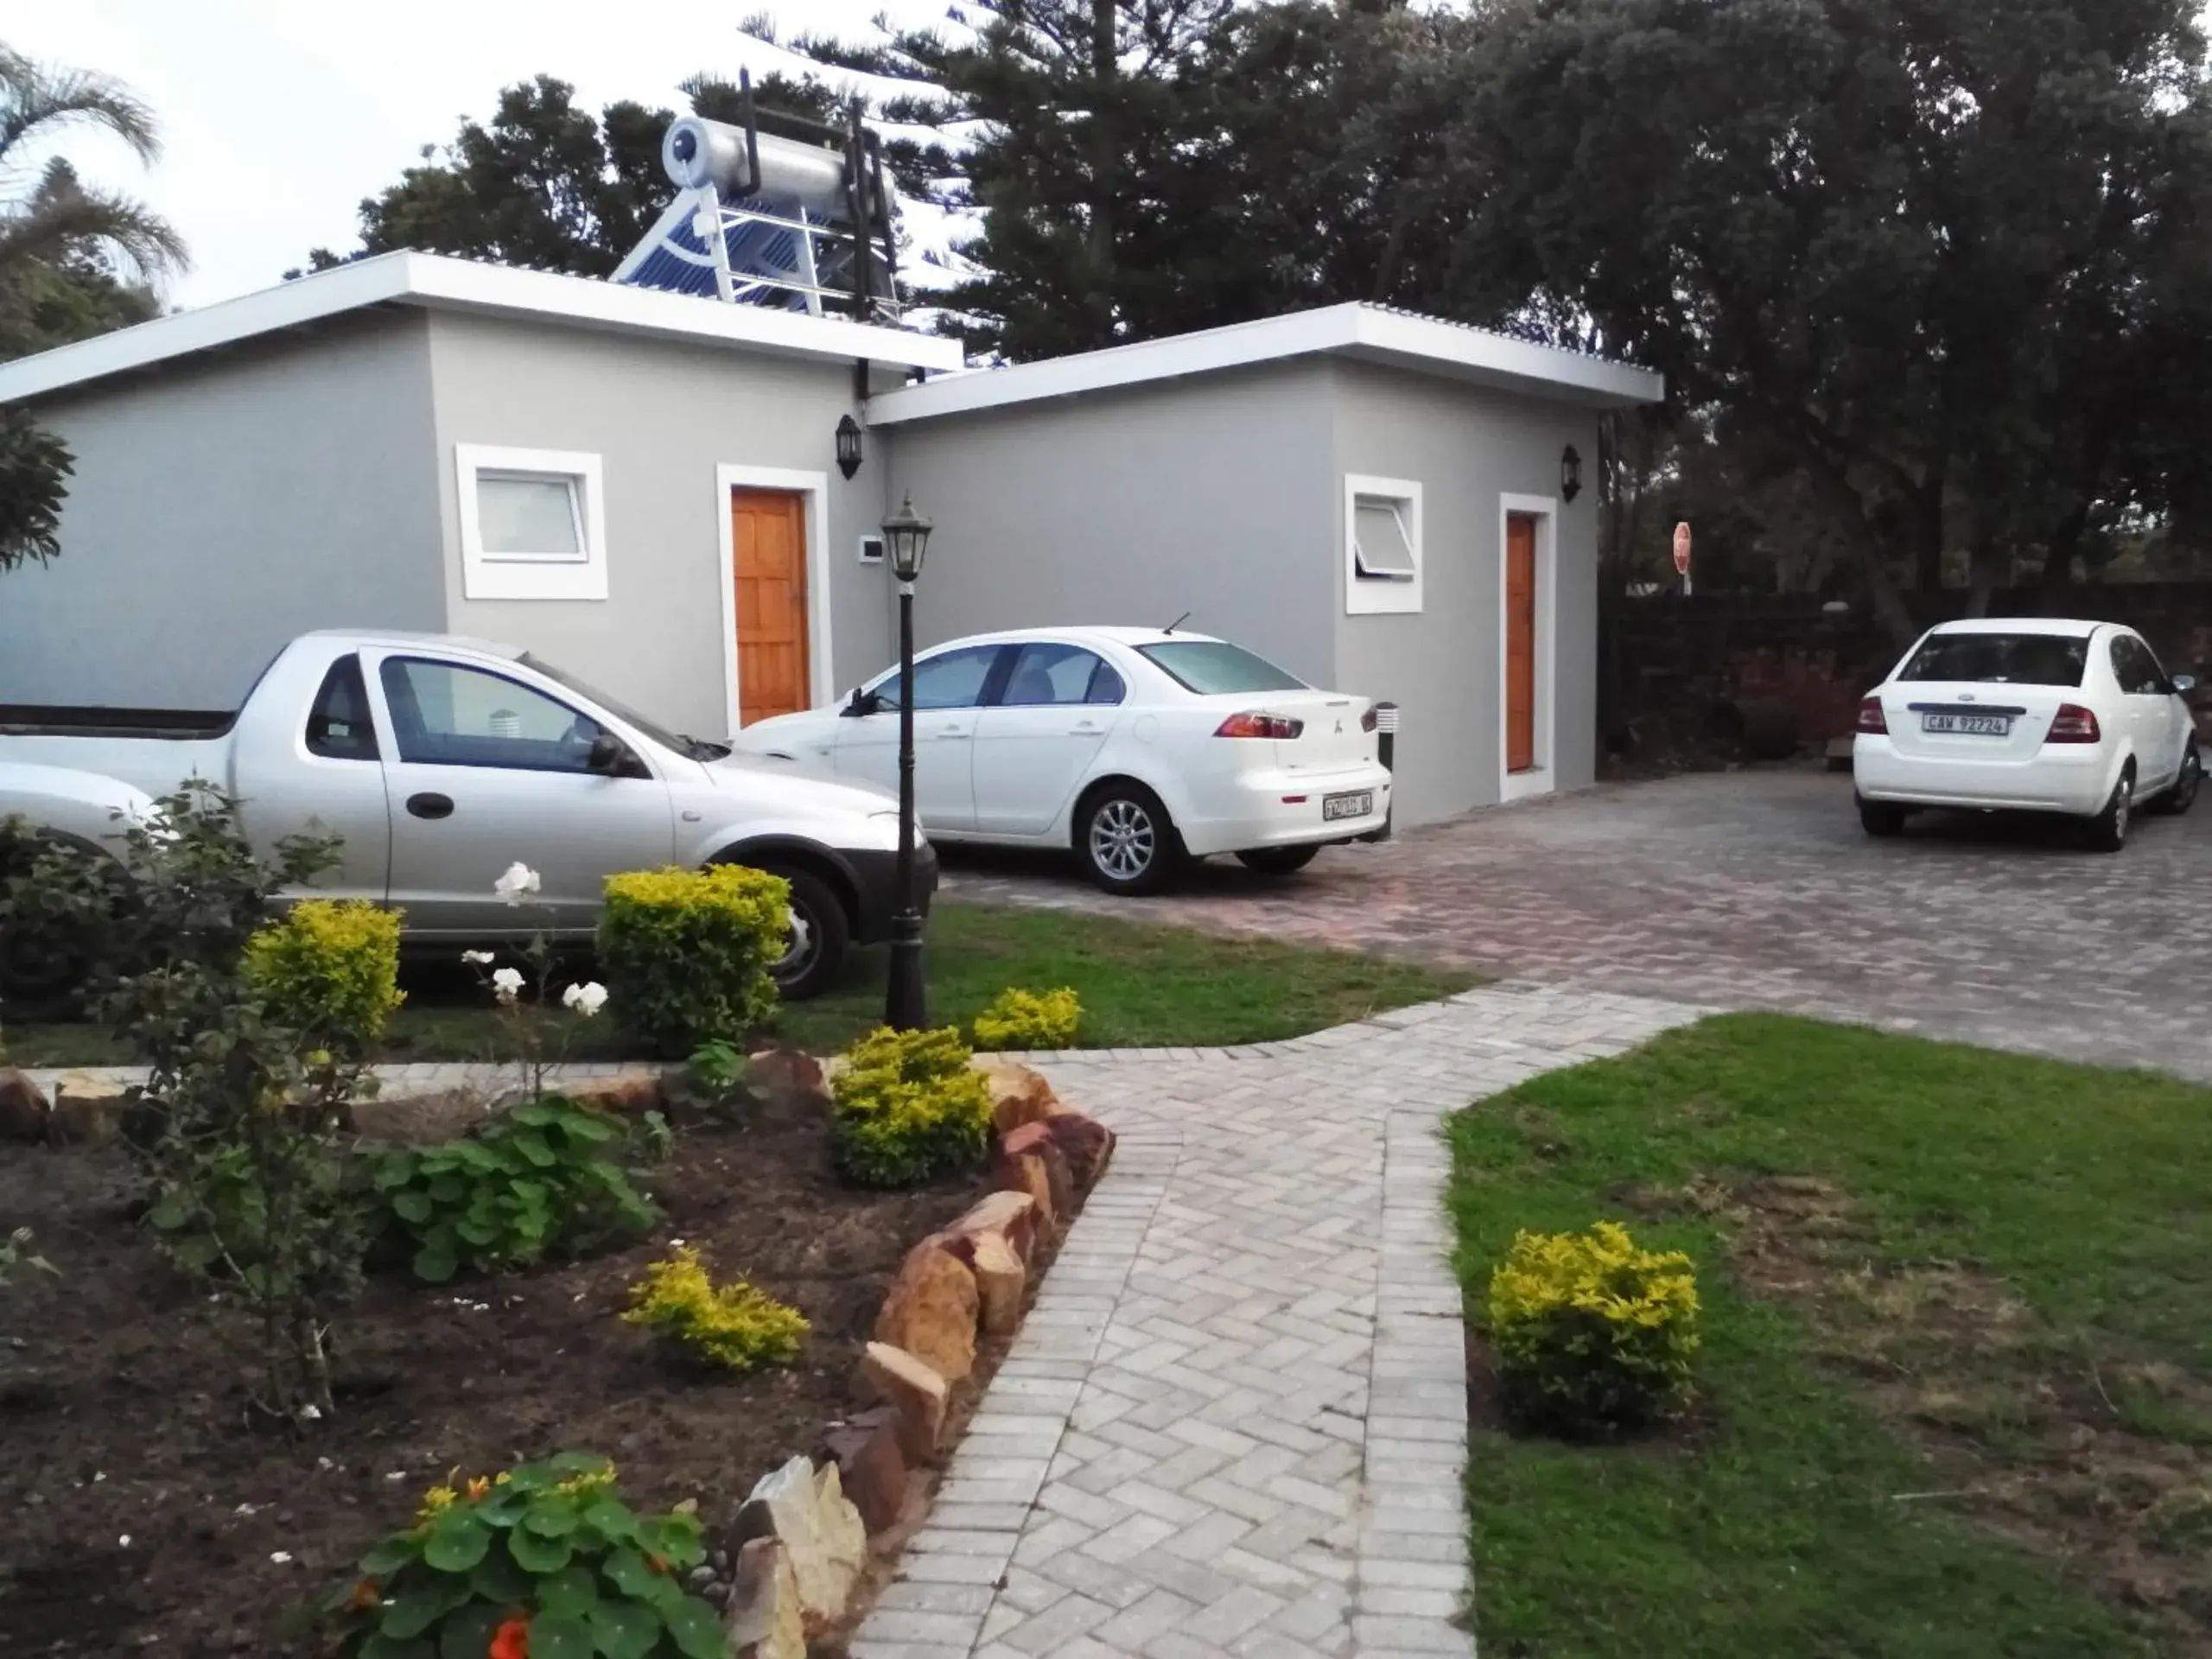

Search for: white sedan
xmin=1853 ymin=618 xmax=2200 ymax=851
xmin=729 ymin=626 xmax=1392 ymax=893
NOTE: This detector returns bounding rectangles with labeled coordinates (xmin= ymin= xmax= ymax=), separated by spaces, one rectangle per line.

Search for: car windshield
xmin=1139 ymin=640 xmax=1307 ymax=695
xmin=1898 ymin=632 xmax=2088 ymax=688
xmin=518 ymin=654 xmax=729 ymax=760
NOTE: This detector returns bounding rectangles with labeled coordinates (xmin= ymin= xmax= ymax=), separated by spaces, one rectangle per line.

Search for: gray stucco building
xmin=0 ymin=251 xmax=1660 ymax=829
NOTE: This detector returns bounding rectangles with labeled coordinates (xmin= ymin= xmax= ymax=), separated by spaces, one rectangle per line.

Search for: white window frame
xmin=1497 ymin=493 xmax=1559 ymax=803
xmin=1344 ymin=474 xmax=1424 ymax=615
xmin=455 ymin=443 xmax=607 ymax=601
xmin=858 ymin=533 xmax=886 ymax=566
xmin=713 ymin=464 xmax=835 ymax=734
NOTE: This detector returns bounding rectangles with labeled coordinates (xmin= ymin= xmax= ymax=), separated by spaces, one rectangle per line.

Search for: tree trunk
xmin=2044 ymin=501 xmax=2089 ymax=592
xmin=1910 ymin=479 xmax=1946 ymax=594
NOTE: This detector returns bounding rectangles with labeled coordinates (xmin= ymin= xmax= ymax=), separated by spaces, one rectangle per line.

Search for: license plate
xmin=1921 ymin=712 xmax=2012 ymax=736
xmin=1323 ymin=790 xmax=1373 ymax=821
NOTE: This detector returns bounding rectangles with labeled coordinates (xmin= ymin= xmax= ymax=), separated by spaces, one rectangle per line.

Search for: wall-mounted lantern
xmin=1560 ymin=444 xmax=1584 ymax=504
xmin=836 ymin=414 xmax=864 ymax=480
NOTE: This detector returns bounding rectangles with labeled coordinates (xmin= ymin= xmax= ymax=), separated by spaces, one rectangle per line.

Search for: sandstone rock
xmin=939 ymin=1189 xmax=1041 ymax=1264
xmin=0 ymin=1070 xmax=50 ymax=1142
xmin=747 ymin=1048 xmax=827 ymax=1108
xmin=1040 ymin=1109 xmax=1116 ymax=1192
xmin=48 ymin=1071 xmax=125 ymax=1147
xmin=723 ymin=1535 xmax=805 ymax=1659
xmin=820 ymin=1405 xmax=907 ymax=1534
xmin=729 ymin=1454 xmax=865 ymax=1633
xmin=964 ymin=1230 xmax=1027 ymax=1337
xmin=559 ymin=1074 xmax=664 ymax=1115
xmin=997 ymin=1122 xmax=1073 ymax=1225
xmin=975 ymin=1057 xmax=1058 ymax=1135
xmin=873 ymin=1240 xmax=978 ymax=1382
xmin=860 ymin=1341 xmax=950 ymax=1461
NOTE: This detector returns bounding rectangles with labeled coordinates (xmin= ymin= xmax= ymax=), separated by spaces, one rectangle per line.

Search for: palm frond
xmin=0 ymin=44 xmax=162 ymax=174
xmin=0 ymin=159 xmax=188 ymax=279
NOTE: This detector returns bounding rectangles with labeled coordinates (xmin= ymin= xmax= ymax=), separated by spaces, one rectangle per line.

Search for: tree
xmin=0 ymin=45 xmax=183 ymax=572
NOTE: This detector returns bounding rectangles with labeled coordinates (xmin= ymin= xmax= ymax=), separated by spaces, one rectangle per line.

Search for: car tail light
xmin=1361 ymin=705 xmax=1379 ymax=734
xmin=1216 ymin=712 xmax=1305 ymax=740
xmin=2047 ymin=703 xmax=2101 ymax=743
xmin=1856 ymin=696 xmax=1888 ymax=735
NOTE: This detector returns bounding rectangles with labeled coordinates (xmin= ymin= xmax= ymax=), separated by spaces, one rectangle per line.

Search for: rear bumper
xmin=845 ymin=842 xmax=937 ymax=944
xmin=1175 ymin=761 xmax=1395 ymax=856
xmin=1853 ymin=736 xmax=2113 ymax=816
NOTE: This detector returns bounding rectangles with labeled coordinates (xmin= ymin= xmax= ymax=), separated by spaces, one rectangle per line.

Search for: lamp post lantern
xmin=880 ymin=493 xmax=933 ymax=1030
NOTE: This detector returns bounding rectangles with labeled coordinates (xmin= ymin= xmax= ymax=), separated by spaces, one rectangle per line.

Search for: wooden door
xmin=731 ymin=489 xmax=810 ymax=727
xmin=1505 ymin=514 xmax=1538 ymax=773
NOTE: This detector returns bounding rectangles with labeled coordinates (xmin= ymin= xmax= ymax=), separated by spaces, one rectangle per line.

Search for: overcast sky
xmin=6 ymin=0 xmax=945 ymax=310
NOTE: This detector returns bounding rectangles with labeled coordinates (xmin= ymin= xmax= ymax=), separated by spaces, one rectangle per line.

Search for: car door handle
xmin=1071 ymin=721 xmax=1103 ymax=734
xmin=405 ymin=792 xmax=454 ymax=820
xmin=937 ymin=726 xmax=969 ymax=739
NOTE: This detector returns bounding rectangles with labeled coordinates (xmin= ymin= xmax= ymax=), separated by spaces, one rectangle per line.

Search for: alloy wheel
xmin=1090 ymin=799 xmax=1156 ymax=881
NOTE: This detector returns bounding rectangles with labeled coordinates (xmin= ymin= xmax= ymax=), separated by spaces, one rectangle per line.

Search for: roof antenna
xmin=1165 ymin=610 xmax=1192 ymax=633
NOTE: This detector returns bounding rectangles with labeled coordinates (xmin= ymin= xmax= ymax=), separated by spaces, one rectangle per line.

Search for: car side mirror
xmin=843 ymin=687 xmax=880 ymax=717
xmin=586 ymin=733 xmax=631 ymax=774
xmin=2173 ymin=674 xmax=2198 ymax=695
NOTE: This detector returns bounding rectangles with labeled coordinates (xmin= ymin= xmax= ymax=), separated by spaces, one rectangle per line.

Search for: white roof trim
xmin=866 ymin=302 xmax=1662 ymax=424
xmin=0 ymin=250 xmax=963 ymax=404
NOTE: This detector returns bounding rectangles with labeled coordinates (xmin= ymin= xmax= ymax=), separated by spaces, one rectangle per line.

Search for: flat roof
xmin=866 ymin=302 xmax=1664 ymax=425
xmin=0 ymin=250 xmax=965 ymax=404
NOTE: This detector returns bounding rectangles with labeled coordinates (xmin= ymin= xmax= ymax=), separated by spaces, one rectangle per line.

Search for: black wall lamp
xmin=1560 ymin=444 xmax=1584 ymax=504
xmin=836 ymin=413 xmax=864 ymax=480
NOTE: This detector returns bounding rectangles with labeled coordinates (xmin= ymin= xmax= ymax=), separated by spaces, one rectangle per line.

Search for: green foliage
xmin=970 ymin=986 xmax=1082 ymax=1051
xmin=670 ymin=1038 xmax=762 ymax=1127
xmin=242 ymin=899 xmax=404 ymax=1058
xmin=830 ymin=1025 xmax=994 ymax=1189
xmin=373 ymin=1098 xmax=658 ymax=1283
xmin=622 ymin=1244 xmax=808 ymax=1374
xmin=321 ymin=1453 xmax=725 ymax=1659
xmin=0 ymin=407 xmax=69 ymax=572
xmin=596 ymin=865 xmax=791 ymax=1058
xmin=1487 ymin=1221 xmax=1700 ymax=1436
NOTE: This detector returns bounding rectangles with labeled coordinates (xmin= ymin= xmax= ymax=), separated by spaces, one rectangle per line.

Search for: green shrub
xmin=321 ymin=1453 xmax=723 ymax=1659
xmin=971 ymin=986 xmax=1083 ymax=1050
xmin=623 ymin=1243 xmax=808 ymax=1373
xmin=597 ymin=865 xmax=791 ymax=1057
xmin=1487 ymin=1220 xmax=1700 ymax=1436
xmin=243 ymin=899 xmax=404 ymax=1056
xmin=373 ymin=1098 xmax=658 ymax=1282
xmin=831 ymin=1025 xmax=995 ymax=1189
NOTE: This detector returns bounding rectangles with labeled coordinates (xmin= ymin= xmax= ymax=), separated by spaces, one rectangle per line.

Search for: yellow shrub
xmin=831 ymin=1025 xmax=995 ymax=1188
xmin=597 ymin=864 xmax=791 ymax=1056
xmin=622 ymin=1244 xmax=808 ymax=1373
xmin=243 ymin=900 xmax=404 ymax=1055
xmin=971 ymin=987 xmax=1083 ymax=1051
xmin=1488 ymin=1220 xmax=1700 ymax=1434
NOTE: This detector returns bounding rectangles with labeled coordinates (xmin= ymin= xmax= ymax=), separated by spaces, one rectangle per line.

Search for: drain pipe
xmin=1361 ymin=702 xmax=1398 ymax=842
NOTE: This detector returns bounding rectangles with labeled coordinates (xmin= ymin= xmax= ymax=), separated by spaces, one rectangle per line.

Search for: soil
xmin=0 ymin=1085 xmax=991 ymax=1657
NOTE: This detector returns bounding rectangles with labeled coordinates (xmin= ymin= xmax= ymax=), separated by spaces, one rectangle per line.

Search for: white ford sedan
xmin=1853 ymin=618 xmax=2201 ymax=851
xmin=729 ymin=626 xmax=1392 ymax=893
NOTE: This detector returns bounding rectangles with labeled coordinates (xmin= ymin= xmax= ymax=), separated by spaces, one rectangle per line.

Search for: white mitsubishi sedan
xmin=1853 ymin=618 xmax=2200 ymax=851
xmin=729 ymin=626 xmax=1392 ymax=893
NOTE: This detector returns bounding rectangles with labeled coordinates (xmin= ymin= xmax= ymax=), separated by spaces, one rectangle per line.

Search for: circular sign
xmin=1672 ymin=521 xmax=1693 ymax=576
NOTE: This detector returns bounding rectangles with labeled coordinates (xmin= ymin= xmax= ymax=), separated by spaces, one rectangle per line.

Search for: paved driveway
xmin=943 ymin=768 xmax=2212 ymax=1080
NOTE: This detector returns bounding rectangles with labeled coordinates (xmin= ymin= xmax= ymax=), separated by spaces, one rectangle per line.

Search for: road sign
xmin=1672 ymin=521 xmax=1692 ymax=576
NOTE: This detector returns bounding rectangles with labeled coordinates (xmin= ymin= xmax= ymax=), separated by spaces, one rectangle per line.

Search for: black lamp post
xmin=880 ymin=492 xmax=933 ymax=1030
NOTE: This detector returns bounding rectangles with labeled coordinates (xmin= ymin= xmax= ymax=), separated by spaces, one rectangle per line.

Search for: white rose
xmin=562 ymin=982 xmax=609 ymax=1018
xmin=490 ymin=967 xmax=525 ymax=1003
xmin=461 ymin=950 xmax=495 ymax=966
xmin=493 ymin=862 xmax=542 ymax=906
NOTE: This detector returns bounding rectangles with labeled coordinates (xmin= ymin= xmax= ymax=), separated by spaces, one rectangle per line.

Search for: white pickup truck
xmin=0 ymin=631 xmax=934 ymax=1001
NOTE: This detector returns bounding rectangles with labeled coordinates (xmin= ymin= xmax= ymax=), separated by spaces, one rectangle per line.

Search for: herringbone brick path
xmin=854 ymin=982 xmax=1704 ymax=1659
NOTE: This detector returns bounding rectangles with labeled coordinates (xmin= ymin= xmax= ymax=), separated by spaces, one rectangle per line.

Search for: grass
xmin=2 ymin=900 xmax=1473 ymax=1069
xmin=1449 ymin=1014 xmax=2212 ymax=1658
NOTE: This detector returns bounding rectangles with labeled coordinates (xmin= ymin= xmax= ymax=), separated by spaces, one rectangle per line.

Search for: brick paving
xmin=942 ymin=767 xmax=2212 ymax=1082
xmin=853 ymin=983 xmax=1705 ymax=1659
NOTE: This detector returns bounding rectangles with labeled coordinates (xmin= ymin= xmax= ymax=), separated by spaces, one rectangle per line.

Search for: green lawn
xmin=1450 ymin=1014 xmax=2212 ymax=1658
xmin=3 ymin=900 xmax=1472 ymax=1068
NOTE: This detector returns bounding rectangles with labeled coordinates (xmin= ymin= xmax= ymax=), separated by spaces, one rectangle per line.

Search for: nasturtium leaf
xmin=508 ymin=1525 xmax=573 ymax=1574
xmin=421 ymin=1513 xmax=491 ymax=1573
xmin=658 ymin=1594 xmax=728 ymax=1659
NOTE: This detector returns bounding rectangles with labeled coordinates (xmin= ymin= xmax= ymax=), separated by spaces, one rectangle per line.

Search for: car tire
xmin=2149 ymin=744 xmax=2201 ymax=817
xmin=1077 ymin=782 xmax=1182 ymax=896
xmin=753 ymin=865 xmax=850 ymax=1001
xmin=2085 ymin=767 xmax=2134 ymax=854
xmin=1857 ymin=798 xmax=1908 ymax=838
xmin=1236 ymin=845 xmax=1320 ymax=877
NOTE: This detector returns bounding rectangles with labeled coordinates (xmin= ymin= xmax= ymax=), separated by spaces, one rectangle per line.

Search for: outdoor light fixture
xmin=836 ymin=414 xmax=864 ymax=480
xmin=881 ymin=492 xmax=936 ymax=1029
xmin=880 ymin=492 xmax=932 ymax=583
xmin=1561 ymin=444 xmax=1584 ymax=504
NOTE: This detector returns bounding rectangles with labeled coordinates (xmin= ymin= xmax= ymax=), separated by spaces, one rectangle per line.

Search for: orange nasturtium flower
xmin=489 ymin=1616 xmax=530 ymax=1659
xmin=346 ymin=1579 xmax=380 ymax=1612
xmin=466 ymin=1476 xmax=493 ymax=1501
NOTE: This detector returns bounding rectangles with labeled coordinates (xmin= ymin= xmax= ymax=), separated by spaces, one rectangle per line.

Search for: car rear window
xmin=1138 ymin=641 xmax=1307 ymax=695
xmin=1898 ymin=632 xmax=2088 ymax=688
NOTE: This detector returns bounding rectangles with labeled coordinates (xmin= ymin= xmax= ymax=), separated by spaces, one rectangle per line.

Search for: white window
xmin=1344 ymin=474 xmax=1423 ymax=614
xmin=455 ymin=444 xmax=607 ymax=601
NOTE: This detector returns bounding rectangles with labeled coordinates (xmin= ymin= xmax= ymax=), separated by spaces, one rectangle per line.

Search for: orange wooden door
xmin=1505 ymin=514 xmax=1537 ymax=773
xmin=731 ymin=489 xmax=810 ymax=727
